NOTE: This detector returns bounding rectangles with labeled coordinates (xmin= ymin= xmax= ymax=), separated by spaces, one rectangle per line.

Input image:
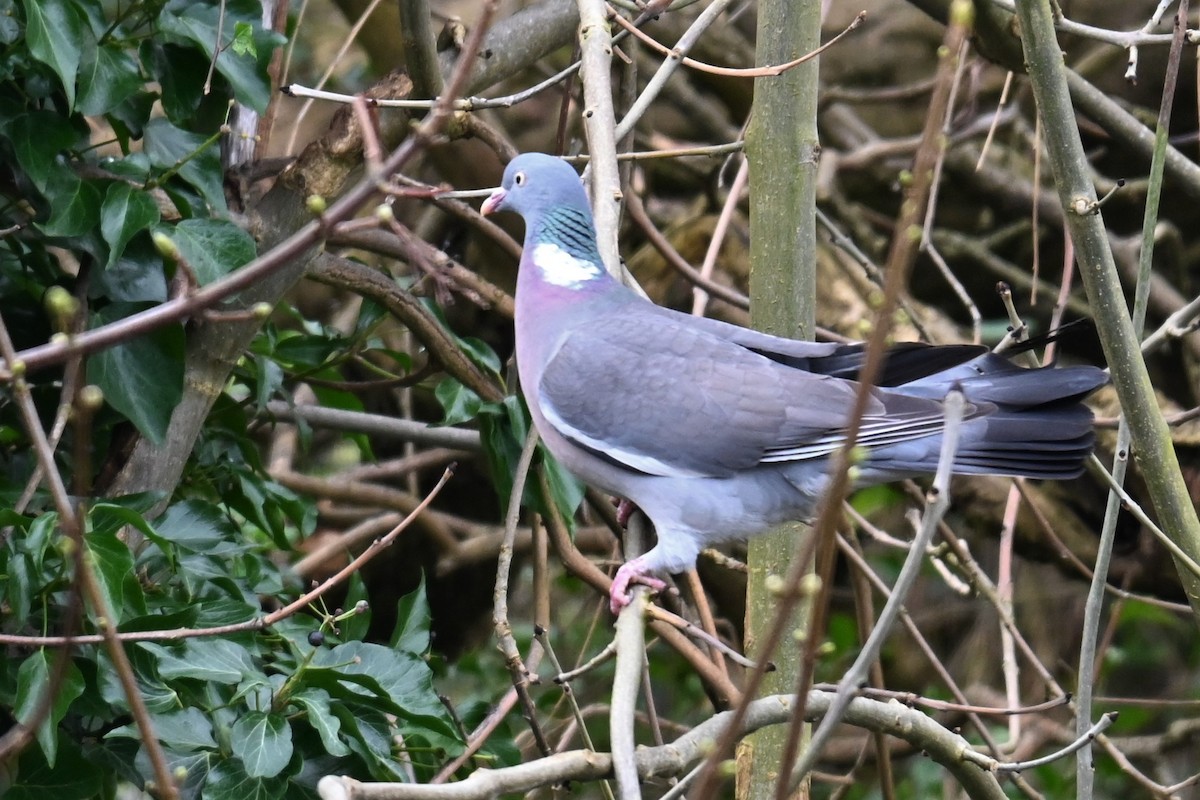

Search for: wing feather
xmin=536 ymin=308 xmax=959 ymax=477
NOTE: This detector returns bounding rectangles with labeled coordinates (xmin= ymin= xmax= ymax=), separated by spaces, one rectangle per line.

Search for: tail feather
xmin=865 ymin=364 xmax=1106 ymax=480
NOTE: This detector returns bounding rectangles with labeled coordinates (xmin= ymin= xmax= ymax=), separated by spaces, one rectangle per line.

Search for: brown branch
xmin=608 ymin=8 xmax=866 ymax=78
xmin=327 ymin=226 xmax=515 ymax=317
xmin=307 ymin=253 xmax=505 ymax=402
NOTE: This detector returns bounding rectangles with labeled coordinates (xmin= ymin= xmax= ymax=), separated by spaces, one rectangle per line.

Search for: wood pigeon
xmin=481 ymin=152 xmax=1106 ymax=614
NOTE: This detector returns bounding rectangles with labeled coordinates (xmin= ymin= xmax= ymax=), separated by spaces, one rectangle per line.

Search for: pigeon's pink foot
xmin=610 ymin=559 xmax=667 ymax=615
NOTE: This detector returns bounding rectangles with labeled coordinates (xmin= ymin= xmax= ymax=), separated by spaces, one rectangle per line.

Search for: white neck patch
xmin=531 ymin=242 xmax=603 ymax=288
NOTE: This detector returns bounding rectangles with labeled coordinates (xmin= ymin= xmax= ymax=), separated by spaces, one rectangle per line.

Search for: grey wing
xmin=536 ymin=314 xmax=933 ymax=478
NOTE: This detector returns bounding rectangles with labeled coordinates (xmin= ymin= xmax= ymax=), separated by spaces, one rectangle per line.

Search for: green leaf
xmin=269 ymin=332 xmax=343 ymax=369
xmin=390 ymin=577 xmax=431 ymax=655
xmin=86 ymin=304 xmax=184 ymax=445
xmin=230 ymin=711 xmax=292 ymax=778
xmin=89 ymin=501 xmax=174 ymax=569
xmin=19 ymin=510 xmax=52 ymax=572
xmin=22 ymin=0 xmax=84 ymax=111
xmin=157 ymin=2 xmax=274 ymax=113
xmin=14 ymin=651 xmax=85 ymax=767
xmin=479 ymin=395 xmax=527 ymax=514
xmin=41 ymin=172 xmax=102 ymax=237
xmin=91 ymin=235 xmax=169 ymax=302
xmin=96 ymin=649 xmax=179 ymax=714
xmin=332 ymin=705 xmax=410 ymax=782
xmin=8 ymin=112 xmax=103 ymax=237
xmin=141 ymin=41 xmax=205 ymax=123
xmin=9 ymin=111 xmax=76 ymax=192
xmin=251 ymin=355 xmax=284 ymax=410
xmin=155 ymin=499 xmax=241 ymax=552
xmin=109 ymin=94 xmax=157 ymax=146
xmin=143 ymin=117 xmax=225 ymax=213
xmin=458 ymin=335 xmax=503 ymax=377
xmin=165 ymin=218 xmax=257 ymax=285
xmin=479 ymin=395 xmax=582 ymax=528
xmin=101 ymin=183 xmax=160 ymax=269
xmin=291 ymin=689 xmax=350 ymax=757
xmin=311 ymin=642 xmax=456 ymax=738
xmin=539 ymin=443 xmax=585 ymax=530
xmin=107 ymin=707 xmax=216 ymax=750
xmin=77 ymin=43 xmax=143 ymax=116
xmin=5 ymin=552 xmax=32 ymax=626
xmin=9 ymin=735 xmax=104 ymax=800
xmin=144 ymin=638 xmax=256 ymax=684
xmin=202 ymin=760 xmax=287 ymax=800
xmin=231 ymin=21 xmax=256 ymax=57
xmin=435 ymin=379 xmax=482 ymax=427
xmin=84 ymin=527 xmax=145 ymax=625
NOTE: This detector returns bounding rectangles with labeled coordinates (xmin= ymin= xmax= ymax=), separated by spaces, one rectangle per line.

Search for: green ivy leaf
xmin=107 ymin=707 xmax=216 ymax=751
xmin=155 ymin=499 xmax=241 ymax=552
xmin=230 ymin=711 xmax=292 ymax=778
xmin=96 ymin=648 xmax=180 ymax=715
xmin=89 ymin=501 xmax=174 ymax=570
xmin=9 ymin=110 xmax=76 ymax=192
xmin=269 ymin=332 xmax=344 ymax=370
xmin=145 ymin=639 xmax=256 ymax=684
xmin=457 ymin=335 xmax=503 ymax=378
xmin=165 ymin=218 xmax=257 ymax=285
xmin=8 ymin=112 xmax=102 ymax=237
xmin=311 ymin=642 xmax=456 ymax=739
xmin=479 ymin=395 xmax=528 ymax=515
xmin=390 ymin=577 xmax=431 ymax=655
xmin=140 ymin=41 xmax=206 ymax=123
xmin=331 ymin=705 xmax=410 ymax=782
xmin=22 ymin=0 xmax=84 ymax=111
xmin=435 ymin=378 xmax=482 ymax=427
xmin=41 ymin=172 xmax=102 ymax=237
xmin=86 ymin=304 xmax=184 ymax=445
xmin=14 ymin=651 xmax=85 ymax=767
xmin=480 ymin=395 xmax=583 ymax=529
xmin=5 ymin=551 xmax=32 ymax=625
xmin=157 ymin=2 xmax=274 ymax=113
xmin=91 ymin=235 xmax=169 ymax=303
xmin=202 ymin=760 xmax=287 ymax=800
xmin=19 ymin=510 xmax=52 ymax=573
xmin=101 ymin=183 xmax=160 ymax=269
xmin=9 ymin=735 xmax=104 ymax=800
xmin=539 ymin=443 xmax=585 ymax=531
xmin=291 ymin=689 xmax=350 ymax=758
xmin=84 ymin=528 xmax=145 ymax=625
xmin=77 ymin=43 xmax=143 ymax=116
xmin=143 ymin=117 xmax=225 ymax=213
xmin=231 ymin=21 xmax=256 ymax=57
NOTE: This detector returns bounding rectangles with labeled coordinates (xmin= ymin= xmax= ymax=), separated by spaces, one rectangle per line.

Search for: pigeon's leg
xmin=614 ymin=498 xmax=637 ymax=528
xmin=610 ymin=555 xmax=667 ymax=614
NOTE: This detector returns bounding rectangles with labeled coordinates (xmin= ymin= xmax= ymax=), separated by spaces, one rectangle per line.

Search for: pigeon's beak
xmin=480 ymin=187 xmax=507 ymax=216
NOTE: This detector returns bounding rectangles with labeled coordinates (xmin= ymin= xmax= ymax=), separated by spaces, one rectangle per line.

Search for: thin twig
xmin=608 ymin=7 xmax=866 ymax=78
xmin=493 ymin=428 xmax=552 ymax=757
xmin=788 ymin=391 xmax=966 ymax=787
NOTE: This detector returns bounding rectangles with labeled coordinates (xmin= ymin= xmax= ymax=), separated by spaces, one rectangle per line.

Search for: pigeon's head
xmin=481 ymin=153 xmax=590 ymax=221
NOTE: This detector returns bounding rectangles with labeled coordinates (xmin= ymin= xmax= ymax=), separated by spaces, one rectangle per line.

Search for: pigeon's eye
xmin=513 ymin=171 xmax=527 ymax=186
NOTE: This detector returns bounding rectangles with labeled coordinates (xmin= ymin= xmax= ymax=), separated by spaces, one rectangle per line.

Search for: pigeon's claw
xmin=609 ymin=558 xmax=667 ymax=615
